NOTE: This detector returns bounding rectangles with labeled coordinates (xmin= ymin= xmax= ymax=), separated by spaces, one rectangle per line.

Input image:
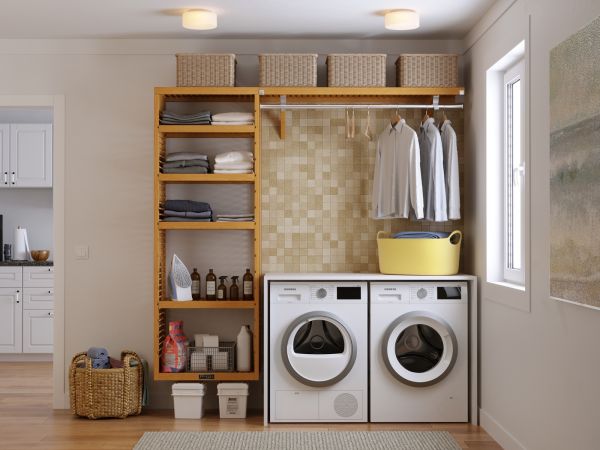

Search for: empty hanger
xmin=364 ymin=108 xmax=375 ymax=141
xmin=346 ymin=108 xmax=355 ymax=139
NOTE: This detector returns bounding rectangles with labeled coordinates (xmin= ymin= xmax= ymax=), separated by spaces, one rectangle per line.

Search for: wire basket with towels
xmin=69 ymin=350 xmax=143 ymax=419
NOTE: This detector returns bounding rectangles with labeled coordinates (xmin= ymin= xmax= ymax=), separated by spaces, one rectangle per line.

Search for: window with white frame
xmin=503 ymin=60 xmax=525 ymax=284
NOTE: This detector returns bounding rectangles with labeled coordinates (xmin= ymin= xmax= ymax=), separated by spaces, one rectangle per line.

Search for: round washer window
xmin=395 ymin=324 xmax=444 ymax=373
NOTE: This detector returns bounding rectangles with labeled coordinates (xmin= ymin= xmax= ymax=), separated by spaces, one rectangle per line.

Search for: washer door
xmin=382 ymin=311 xmax=458 ymax=387
xmin=281 ymin=311 xmax=357 ymax=387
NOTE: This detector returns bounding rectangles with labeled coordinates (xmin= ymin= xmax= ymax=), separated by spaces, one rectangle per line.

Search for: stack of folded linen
xmin=213 ymin=150 xmax=254 ymax=174
xmin=211 ymin=112 xmax=254 ymax=126
xmin=215 ymin=213 xmax=255 ymax=222
xmin=160 ymin=110 xmax=211 ymax=125
xmin=163 ymin=152 xmax=210 ymax=174
xmin=163 ymin=200 xmax=213 ymax=222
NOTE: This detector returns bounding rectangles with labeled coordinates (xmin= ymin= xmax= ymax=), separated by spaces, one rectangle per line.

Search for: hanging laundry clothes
xmin=159 ymin=111 xmax=211 ymax=125
xmin=419 ymin=117 xmax=448 ymax=222
xmin=372 ymin=120 xmax=424 ymax=220
xmin=211 ymin=112 xmax=254 ymax=125
xmin=163 ymin=152 xmax=211 ymax=174
xmin=162 ymin=200 xmax=213 ymax=222
xmin=440 ymin=120 xmax=461 ymax=220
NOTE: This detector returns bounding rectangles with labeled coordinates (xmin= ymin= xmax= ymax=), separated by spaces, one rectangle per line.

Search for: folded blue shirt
xmin=392 ymin=231 xmax=450 ymax=239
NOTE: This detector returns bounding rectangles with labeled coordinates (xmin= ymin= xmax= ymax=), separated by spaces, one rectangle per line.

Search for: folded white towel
xmin=213 ymin=169 xmax=254 ymax=174
xmin=165 ymin=152 xmax=209 ymax=162
xmin=214 ymin=162 xmax=254 ymax=170
xmin=203 ymin=335 xmax=219 ymax=348
xmin=212 ymin=112 xmax=254 ymax=122
xmin=214 ymin=151 xmax=253 ymax=164
xmin=212 ymin=121 xmax=254 ymax=126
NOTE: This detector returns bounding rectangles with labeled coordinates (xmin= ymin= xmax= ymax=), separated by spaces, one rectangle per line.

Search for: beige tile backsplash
xmin=261 ymin=109 xmax=464 ymax=273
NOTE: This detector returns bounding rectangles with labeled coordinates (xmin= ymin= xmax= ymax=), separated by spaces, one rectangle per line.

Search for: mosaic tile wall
xmin=260 ymin=108 xmax=465 ymax=273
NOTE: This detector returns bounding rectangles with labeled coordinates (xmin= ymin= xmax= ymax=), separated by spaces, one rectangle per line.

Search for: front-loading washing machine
xmin=267 ymin=280 xmax=368 ymax=422
xmin=370 ymin=281 xmax=469 ymax=422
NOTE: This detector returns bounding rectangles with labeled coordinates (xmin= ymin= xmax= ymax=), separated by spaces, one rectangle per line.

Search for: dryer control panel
xmin=370 ymin=282 xmax=468 ymax=304
xmin=270 ymin=282 xmax=368 ymax=304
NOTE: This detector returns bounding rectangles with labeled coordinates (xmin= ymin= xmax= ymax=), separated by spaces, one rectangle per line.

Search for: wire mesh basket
xmin=188 ymin=342 xmax=236 ymax=372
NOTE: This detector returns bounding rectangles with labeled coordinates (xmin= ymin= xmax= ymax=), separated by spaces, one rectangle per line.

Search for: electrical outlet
xmin=75 ymin=245 xmax=89 ymax=260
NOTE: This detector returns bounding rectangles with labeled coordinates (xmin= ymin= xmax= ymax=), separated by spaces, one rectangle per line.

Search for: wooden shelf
xmin=158 ymin=173 xmax=255 ymax=184
xmin=158 ymin=125 xmax=255 ymax=138
xmin=158 ymin=300 xmax=256 ymax=309
xmin=154 ymin=370 xmax=260 ymax=382
xmin=259 ymin=86 xmax=465 ymax=97
xmin=158 ymin=221 xmax=256 ymax=230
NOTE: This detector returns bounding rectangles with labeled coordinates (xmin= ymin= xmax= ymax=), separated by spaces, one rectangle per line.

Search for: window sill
xmin=488 ymin=280 xmax=525 ymax=292
xmin=483 ymin=279 xmax=530 ymax=312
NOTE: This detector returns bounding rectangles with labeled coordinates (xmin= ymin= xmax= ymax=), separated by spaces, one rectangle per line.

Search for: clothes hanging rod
xmin=260 ymin=103 xmax=463 ymax=110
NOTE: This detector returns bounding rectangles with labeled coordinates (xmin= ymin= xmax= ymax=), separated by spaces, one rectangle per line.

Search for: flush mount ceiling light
xmin=182 ymin=9 xmax=218 ymax=30
xmin=384 ymin=9 xmax=420 ymax=31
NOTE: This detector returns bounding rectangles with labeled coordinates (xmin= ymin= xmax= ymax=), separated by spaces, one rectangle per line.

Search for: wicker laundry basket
xmin=259 ymin=54 xmax=318 ymax=86
xmin=70 ymin=350 xmax=143 ymax=419
xmin=176 ymin=54 xmax=236 ymax=87
xmin=327 ymin=54 xmax=387 ymax=87
xmin=396 ymin=54 xmax=459 ymax=87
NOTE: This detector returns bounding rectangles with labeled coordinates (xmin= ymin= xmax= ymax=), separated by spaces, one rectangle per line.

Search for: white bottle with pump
xmin=236 ymin=325 xmax=252 ymax=372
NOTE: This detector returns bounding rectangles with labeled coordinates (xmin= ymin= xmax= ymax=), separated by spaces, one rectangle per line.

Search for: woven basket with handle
xmin=69 ymin=350 xmax=143 ymax=419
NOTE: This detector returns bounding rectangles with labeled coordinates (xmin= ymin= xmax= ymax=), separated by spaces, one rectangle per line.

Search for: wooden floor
xmin=0 ymin=362 xmax=502 ymax=450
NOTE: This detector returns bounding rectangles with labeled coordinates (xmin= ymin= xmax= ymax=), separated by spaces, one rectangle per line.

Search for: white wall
xmin=0 ymin=188 xmax=53 ymax=254
xmin=0 ymin=37 xmax=462 ymax=409
xmin=464 ymin=1 xmax=600 ymax=449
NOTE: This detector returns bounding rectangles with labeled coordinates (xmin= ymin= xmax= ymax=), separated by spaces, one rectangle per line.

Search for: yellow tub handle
xmin=377 ymin=231 xmax=389 ymax=240
xmin=449 ymin=230 xmax=462 ymax=245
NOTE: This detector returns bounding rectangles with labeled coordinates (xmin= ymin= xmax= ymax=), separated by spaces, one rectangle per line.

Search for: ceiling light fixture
xmin=182 ymin=9 xmax=218 ymax=30
xmin=384 ymin=9 xmax=420 ymax=31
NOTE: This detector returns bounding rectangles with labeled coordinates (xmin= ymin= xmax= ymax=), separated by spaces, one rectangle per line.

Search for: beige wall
xmin=464 ymin=1 xmax=600 ymax=449
xmin=0 ymin=37 xmax=463 ymax=409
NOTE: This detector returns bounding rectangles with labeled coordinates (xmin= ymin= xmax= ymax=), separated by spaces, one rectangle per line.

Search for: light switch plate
xmin=75 ymin=245 xmax=89 ymax=260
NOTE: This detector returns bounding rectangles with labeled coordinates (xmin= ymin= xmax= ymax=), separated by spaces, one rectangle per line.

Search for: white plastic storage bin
xmin=172 ymin=383 xmax=205 ymax=419
xmin=217 ymin=383 xmax=249 ymax=418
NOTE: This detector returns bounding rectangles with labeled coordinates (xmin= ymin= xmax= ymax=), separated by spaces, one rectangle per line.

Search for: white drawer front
xmin=23 ymin=309 xmax=53 ymax=353
xmin=23 ymin=266 xmax=54 ymax=287
xmin=23 ymin=287 xmax=54 ymax=310
xmin=0 ymin=267 xmax=22 ymax=287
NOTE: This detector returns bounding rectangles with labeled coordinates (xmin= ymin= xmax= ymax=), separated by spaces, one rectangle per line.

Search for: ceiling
xmin=0 ymin=0 xmax=496 ymax=39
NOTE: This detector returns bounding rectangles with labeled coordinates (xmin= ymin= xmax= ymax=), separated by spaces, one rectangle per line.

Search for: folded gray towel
xmin=163 ymin=159 xmax=209 ymax=169
xmin=165 ymin=152 xmax=209 ymax=163
xmin=162 ymin=167 xmax=209 ymax=174
xmin=163 ymin=217 xmax=212 ymax=222
xmin=164 ymin=210 xmax=212 ymax=218
xmin=164 ymin=200 xmax=212 ymax=213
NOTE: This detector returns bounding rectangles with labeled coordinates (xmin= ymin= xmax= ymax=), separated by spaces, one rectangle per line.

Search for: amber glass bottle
xmin=230 ymin=276 xmax=240 ymax=300
xmin=206 ymin=269 xmax=217 ymax=300
xmin=191 ymin=268 xmax=201 ymax=300
xmin=243 ymin=268 xmax=253 ymax=300
xmin=217 ymin=276 xmax=228 ymax=300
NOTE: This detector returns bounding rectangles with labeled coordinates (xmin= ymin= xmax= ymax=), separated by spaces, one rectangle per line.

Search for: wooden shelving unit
xmin=153 ymin=87 xmax=261 ymax=382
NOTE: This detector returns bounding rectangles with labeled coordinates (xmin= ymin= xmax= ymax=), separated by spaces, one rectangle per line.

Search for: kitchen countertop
xmin=0 ymin=260 xmax=54 ymax=266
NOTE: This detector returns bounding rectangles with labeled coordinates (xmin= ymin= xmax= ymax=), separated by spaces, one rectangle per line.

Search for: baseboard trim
xmin=0 ymin=353 xmax=52 ymax=362
xmin=480 ymin=409 xmax=527 ymax=450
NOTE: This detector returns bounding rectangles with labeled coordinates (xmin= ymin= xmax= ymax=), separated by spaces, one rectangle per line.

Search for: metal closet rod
xmin=260 ymin=103 xmax=463 ymax=110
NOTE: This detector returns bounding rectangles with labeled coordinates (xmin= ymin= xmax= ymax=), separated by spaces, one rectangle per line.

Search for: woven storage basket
xmin=396 ymin=54 xmax=459 ymax=87
xmin=70 ymin=350 xmax=143 ymax=419
xmin=176 ymin=54 xmax=236 ymax=87
xmin=259 ymin=54 xmax=318 ymax=87
xmin=327 ymin=54 xmax=387 ymax=87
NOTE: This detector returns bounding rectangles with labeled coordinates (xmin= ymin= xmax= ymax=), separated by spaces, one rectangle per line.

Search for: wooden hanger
xmin=421 ymin=108 xmax=430 ymax=125
xmin=391 ymin=107 xmax=402 ymax=127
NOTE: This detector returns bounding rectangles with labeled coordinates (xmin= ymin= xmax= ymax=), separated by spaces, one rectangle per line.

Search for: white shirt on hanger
xmin=372 ymin=120 xmax=424 ymax=220
xmin=419 ymin=117 xmax=448 ymax=222
xmin=440 ymin=120 xmax=461 ymax=220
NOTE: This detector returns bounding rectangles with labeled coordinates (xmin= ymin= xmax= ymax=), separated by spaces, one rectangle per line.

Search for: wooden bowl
xmin=30 ymin=250 xmax=50 ymax=262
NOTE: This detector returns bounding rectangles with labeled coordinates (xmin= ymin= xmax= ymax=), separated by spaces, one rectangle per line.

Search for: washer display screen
xmin=337 ymin=286 xmax=362 ymax=299
xmin=395 ymin=324 xmax=443 ymax=373
xmin=437 ymin=286 xmax=462 ymax=299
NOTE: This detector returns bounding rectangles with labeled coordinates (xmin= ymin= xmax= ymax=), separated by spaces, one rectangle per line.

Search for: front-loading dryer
xmin=370 ymin=282 xmax=469 ymax=422
xmin=268 ymin=281 xmax=368 ymax=422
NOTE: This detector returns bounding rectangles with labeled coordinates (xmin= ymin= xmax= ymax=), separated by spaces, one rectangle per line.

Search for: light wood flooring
xmin=0 ymin=362 xmax=502 ymax=450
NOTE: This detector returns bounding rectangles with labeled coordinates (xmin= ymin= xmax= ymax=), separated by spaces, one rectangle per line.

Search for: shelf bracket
xmin=433 ymin=95 xmax=440 ymax=111
xmin=279 ymin=95 xmax=286 ymax=140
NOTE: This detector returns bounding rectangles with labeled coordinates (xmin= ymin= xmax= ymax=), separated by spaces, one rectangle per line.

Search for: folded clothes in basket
xmin=392 ymin=231 xmax=450 ymax=239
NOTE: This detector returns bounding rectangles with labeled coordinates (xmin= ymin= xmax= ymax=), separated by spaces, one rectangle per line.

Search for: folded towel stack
xmin=213 ymin=150 xmax=254 ymax=174
xmin=216 ymin=213 xmax=255 ymax=222
xmin=392 ymin=231 xmax=450 ymax=239
xmin=87 ymin=347 xmax=110 ymax=369
xmin=160 ymin=111 xmax=211 ymax=125
xmin=211 ymin=112 xmax=254 ymax=126
xmin=163 ymin=200 xmax=213 ymax=222
xmin=163 ymin=152 xmax=210 ymax=174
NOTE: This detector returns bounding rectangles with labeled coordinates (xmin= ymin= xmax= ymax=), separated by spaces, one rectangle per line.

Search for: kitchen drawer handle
xmin=48 ymin=290 xmax=52 ymax=294
xmin=3 ymin=172 xmax=6 ymax=184
xmin=11 ymin=171 xmax=15 ymax=184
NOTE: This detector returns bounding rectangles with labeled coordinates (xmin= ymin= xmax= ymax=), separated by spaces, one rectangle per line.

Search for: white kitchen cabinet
xmin=23 ymin=266 xmax=54 ymax=288
xmin=0 ymin=124 xmax=8 ymax=187
xmin=0 ymin=123 xmax=52 ymax=188
xmin=22 ymin=309 xmax=53 ymax=353
xmin=0 ymin=288 xmax=22 ymax=353
xmin=0 ymin=266 xmax=23 ymax=287
xmin=23 ymin=287 xmax=54 ymax=310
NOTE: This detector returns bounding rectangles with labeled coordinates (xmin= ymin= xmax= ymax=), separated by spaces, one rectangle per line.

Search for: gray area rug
xmin=133 ymin=431 xmax=462 ymax=450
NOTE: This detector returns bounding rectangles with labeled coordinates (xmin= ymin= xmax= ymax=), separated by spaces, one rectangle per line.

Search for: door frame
xmin=0 ymin=95 xmax=66 ymax=408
